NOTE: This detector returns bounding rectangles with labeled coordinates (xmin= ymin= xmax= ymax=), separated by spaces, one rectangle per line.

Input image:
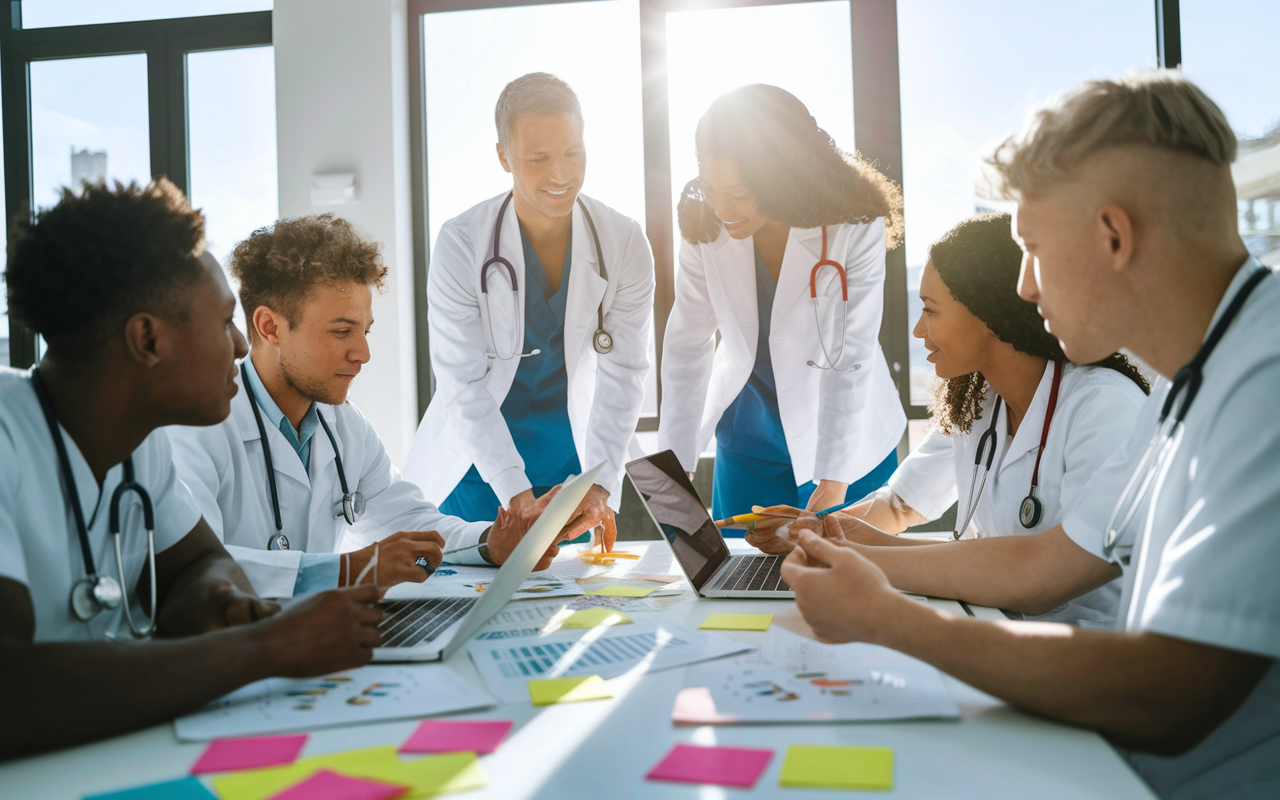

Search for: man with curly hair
xmin=783 ymin=70 xmax=1279 ymax=798
xmin=167 ymin=214 xmax=565 ymax=599
xmin=0 ymin=179 xmax=383 ymax=757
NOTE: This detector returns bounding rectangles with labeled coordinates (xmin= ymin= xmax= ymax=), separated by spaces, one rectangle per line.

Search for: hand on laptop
xmin=344 ymin=530 xmax=445 ymax=588
xmin=254 ymin=584 xmax=384 ymax=676
xmin=492 ymin=487 xmax=564 ymax=570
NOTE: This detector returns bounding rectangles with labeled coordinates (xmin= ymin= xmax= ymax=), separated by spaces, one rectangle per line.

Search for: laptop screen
xmin=625 ymin=450 xmax=730 ymax=591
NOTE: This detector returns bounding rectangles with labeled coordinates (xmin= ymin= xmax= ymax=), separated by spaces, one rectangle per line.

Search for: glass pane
xmin=188 ymin=45 xmax=279 ymax=328
xmin=422 ymin=0 xmax=644 ymax=251
xmin=665 ymin=1 xmax=855 ymax=254
xmin=30 ymin=53 xmax=151 ymax=213
xmin=22 ymin=0 xmax=271 ymax=29
xmin=1182 ymin=0 xmax=1280 ymax=268
xmin=897 ymin=0 xmax=1155 ymax=407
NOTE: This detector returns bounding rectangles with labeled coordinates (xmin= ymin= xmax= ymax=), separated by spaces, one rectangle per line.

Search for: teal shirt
xmin=242 ymin=355 xmax=338 ymax=594
xmin=243 ymin=356 xmax=320 ymax=478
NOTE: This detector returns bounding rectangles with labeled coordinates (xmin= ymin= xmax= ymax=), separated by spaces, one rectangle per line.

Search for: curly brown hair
xmin=677 ymin=84 xmax=903 ymax=247
xmin=927 ymin=213 xmax=1149 ymax=434
xmin=231 ymin=213 xmax=387 ymax=336
xmin=5 ymin=177 xmax=205 ymax=356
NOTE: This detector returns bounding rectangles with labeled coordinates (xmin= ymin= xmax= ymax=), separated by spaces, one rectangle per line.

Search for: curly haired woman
xmin=658 ymin=84 xmax=907 ymax=525
xmin=746 ymin=212 xmax=1150 ymax=624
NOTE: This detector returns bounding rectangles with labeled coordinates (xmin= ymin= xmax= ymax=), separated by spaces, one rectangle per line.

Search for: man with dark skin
xmin=0 ymin=179 xmax=382 ymax=757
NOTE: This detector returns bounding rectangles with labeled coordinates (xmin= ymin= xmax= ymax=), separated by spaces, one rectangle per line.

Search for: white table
xmin=0 ymin=543 xmax=1155 ymax=800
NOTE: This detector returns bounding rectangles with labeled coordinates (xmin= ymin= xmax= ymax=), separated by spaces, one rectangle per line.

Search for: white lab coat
xmin=658 ymin=221 xmax=906 ymax=486
xmin=403 ymin=192 xmax=655 ymax=510
xmin=888 ymin=362 xmax=1146 ymax=623
xmin=167 ymin=371 xmax=488 ymax=599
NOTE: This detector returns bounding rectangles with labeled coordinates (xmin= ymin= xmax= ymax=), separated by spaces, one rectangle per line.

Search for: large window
xmin=1181 ymin=0 xmax=1280 ymax=268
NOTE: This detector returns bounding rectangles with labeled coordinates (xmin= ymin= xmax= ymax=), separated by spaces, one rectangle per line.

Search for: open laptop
xmin=625 ymin=450 xmax=791 ymax=599
xmin=372 ymin=463 xmax=602 ymax=662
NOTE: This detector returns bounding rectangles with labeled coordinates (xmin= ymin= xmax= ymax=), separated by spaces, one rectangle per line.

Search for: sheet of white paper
xmin=565 ymin=595 xmax=662 ymax=612
xmin=467 ymin=621 xmax=753 ymax=704
xmin=681 ymin=626 xmax=958 ymax=723
xmin=173 ymin=665 xmax=493 ymax=741
xmin=471 ymin=600 xmax=566 ymax=640
xmin=383 ymin=565 xmax=583 ymax=601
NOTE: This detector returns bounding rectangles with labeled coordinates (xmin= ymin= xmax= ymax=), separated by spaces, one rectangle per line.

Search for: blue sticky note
xmin=85 ymin=776 xmax=217 ymax=800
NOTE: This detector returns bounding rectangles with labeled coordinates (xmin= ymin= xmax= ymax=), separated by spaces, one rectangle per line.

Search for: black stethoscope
xmin=954 ymin=359 xmax=1063 ymax=539
xmin=1103 ymin=265 xmax=1271 ymax=559
xmin=480 ymin=191 xmax=613 ymax=359
xmin=32 ymin=369 xmax=156 ymax=638
xmin=241 ymin=362 xmax=365 ymax=552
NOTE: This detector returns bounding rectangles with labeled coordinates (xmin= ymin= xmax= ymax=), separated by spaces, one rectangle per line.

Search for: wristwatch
xmin=478 ymin=527 xmax=493 ymax=565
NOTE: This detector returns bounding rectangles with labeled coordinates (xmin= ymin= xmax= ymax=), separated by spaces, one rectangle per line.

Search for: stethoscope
xmin=807 ymin=226 xmax=859 ymax=372
xmin=481 ymin=191 xmax=613 ymax=360
xmin=32 ymin=369 xmax=156 ymax=638
xmin=1102 ymin=265 xmax=1271 ymax=559
xmin=240 ymin=362 xmax=365 ymax=552
xmin=954 ymin=359 xmax=1063 ymax=539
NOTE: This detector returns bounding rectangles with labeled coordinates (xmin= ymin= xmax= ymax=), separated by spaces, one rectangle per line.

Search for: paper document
xmin=174 ymin=665 xmax=493 ymax=741
xmin=467 ymin=621 xmax=753 ymax=704
xmin=383 ymin=565 xmax=582 ymax=601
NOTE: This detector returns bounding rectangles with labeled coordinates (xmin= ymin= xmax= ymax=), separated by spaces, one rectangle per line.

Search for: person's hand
xmin=344 ymin=531 xmax=444 ymax=588
xmin=558 ymin=484 xmax=616 ymax=552
xmin=743 ymin=505 xmax=839 ymax=555
xmin=780 ymin=518 xmax=899 ymax=644
xmin=197 ymin=582 xmax=280 ymax=632
xmin=804 ymin=480 xmax=849 ymax=514
xmin=488 ymin=487 xmax=563 ymax=569
xmin=253 ymin=585 xmax=383 ymax=677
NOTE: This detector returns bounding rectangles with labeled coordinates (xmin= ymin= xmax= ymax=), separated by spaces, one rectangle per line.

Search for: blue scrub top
xmin=442 ymin=228 xmax=582 ymax=522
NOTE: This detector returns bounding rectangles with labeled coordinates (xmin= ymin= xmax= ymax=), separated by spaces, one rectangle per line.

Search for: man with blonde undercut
xmin=782 ymin=70 xmax=1279 ymax=799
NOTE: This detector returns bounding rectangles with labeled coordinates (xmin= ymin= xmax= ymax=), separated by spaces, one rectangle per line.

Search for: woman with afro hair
xmin=658 ymin=84 xmax=907 ymax=524
xmin=747 ymin=212 xmax=1150 ymax=624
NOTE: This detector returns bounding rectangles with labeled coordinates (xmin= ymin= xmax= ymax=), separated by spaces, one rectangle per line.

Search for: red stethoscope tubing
xmin=808 ymin=226 xmax=847 ymax=301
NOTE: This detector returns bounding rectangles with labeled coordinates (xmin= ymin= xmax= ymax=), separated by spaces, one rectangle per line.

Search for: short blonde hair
xmin=495 ymin=72 xmax=582 ymax=149
xmin=987 ymin=69 xmax=1236 ymax=198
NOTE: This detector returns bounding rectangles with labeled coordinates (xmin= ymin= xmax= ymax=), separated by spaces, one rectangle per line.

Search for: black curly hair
xmin=5 ymin=178 xmax=206 ymax=357
xmin=927 ymin=213 xmax=1149 ymax=434
xmin=677 ymin=84 xmax=903 ymax=247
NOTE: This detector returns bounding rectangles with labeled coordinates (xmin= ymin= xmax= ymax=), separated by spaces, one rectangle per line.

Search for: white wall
xmin=273 ymin=0 xmax=417 ymax=466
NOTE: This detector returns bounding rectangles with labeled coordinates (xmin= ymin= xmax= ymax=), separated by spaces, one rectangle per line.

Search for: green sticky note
xmin=561 ymin=608 xmax=633 ymax=628
xmin=528 ymin=675 xmax=613 ymax=706
xmin=699 ymin=613 xmax=774 ymax=631
xmin=584 ymin=585 xmax=657 ymax=597
xmin=212 ymin=746 xmax=486 ymax=800
xmin=778 ymin=745 xmax=893 ymax=790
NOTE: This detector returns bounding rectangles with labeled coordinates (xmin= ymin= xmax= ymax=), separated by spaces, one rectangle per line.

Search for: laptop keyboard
xmin=379 ymin=597 xmax=476 ymax=648
xmin=719 ymin=555 xmax=790 ymax=592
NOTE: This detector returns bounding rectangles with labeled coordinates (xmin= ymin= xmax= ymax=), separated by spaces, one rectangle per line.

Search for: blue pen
xmin=814 ymin=499 xmax=857 ymax=518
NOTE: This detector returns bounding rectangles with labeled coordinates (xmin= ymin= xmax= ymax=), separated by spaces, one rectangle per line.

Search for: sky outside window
xmin=21 ymin=0 xmax=271 ymax=28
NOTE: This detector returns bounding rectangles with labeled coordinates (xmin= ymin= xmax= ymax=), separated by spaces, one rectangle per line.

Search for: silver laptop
xmin=625 ymin=451 xmax=791 ymax=599
xmin=372 ymin=463 xmax=602 ymax=661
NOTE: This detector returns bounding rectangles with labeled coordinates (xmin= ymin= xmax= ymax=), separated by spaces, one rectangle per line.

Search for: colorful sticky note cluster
xmin=584 ymin=584 xmax=658 ymax=597
xmin=645 ymin=743 xmax=774 ymax=788
xmin=400 ymin=720 xmax=514 ymax=756
xmin=699 ymin=613 xmax=774 ymax=631
xmin=778 ymin=744 xmax=894 ymax=790
xmin=191 ymin=735 xmax=309 ymax=775
xmin=527 ymin=675 xmax=613 ymax=706
xmin=265 ymin=770 xmax=406 ymax=800
xmin=212 ymin=746 xmax=486 ymax=800
xmin=560 ymin=608 xmax=633 ymax=628
xmin=84 ymin=777 xmax=217 ymax=800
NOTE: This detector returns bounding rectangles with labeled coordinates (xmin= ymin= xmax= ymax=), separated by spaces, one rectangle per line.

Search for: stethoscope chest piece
xmin=334 ymin=491 xmax=367 ymax=526
xmin=267 ymin=532 xmax=291 ymax=551
xmin=593 ymin=329 xmax=614 ymax=355
xmin=1019 ymin=489 xmax=1044 ymax=529
xmin=70 ymin=574 xmax=122 ymax=621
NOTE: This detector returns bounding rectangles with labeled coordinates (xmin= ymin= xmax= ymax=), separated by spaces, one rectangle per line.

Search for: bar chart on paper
xmin=467 ymin=622 xmax=753 ymax=703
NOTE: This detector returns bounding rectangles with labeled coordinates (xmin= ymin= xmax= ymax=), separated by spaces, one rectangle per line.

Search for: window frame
xmin=1 ymin=3 xmax=272 ymax=368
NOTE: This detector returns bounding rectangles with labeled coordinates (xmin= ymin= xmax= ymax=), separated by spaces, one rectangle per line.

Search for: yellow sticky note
xmin=585 ymin=585 xmax=657 ymax=597
xmin=528 ymin=675 xmax=613 ymax=706
xmin=212 ymin=746 xmax=487 ymax=800
xmin=778 ymin=745 xmax=893 ymax=790
xmin=699 ymin=613 xmax=774 ymax=631
xmin=561 ymin=608 xmax=633 ymax=628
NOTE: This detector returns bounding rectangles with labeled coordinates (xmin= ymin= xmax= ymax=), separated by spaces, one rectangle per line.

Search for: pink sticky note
xmin=399 ymin=719 xmax=514 ymax=755
xmin=190 ymin=734 xmax=308 ymax=774
xmin=266 ymin=770 xmax=407 ymax=800
xmin=645 ymin=743 xmax=775 ymax=788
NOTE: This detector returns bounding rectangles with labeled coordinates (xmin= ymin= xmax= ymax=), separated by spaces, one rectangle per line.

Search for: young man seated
xmin=166 ymin=214 xmax=591 ymax=599
xmin=0 ymin=180 xmax=382 ymax=758
xmin=782 ymin=71 xmax=1279 ymax=799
